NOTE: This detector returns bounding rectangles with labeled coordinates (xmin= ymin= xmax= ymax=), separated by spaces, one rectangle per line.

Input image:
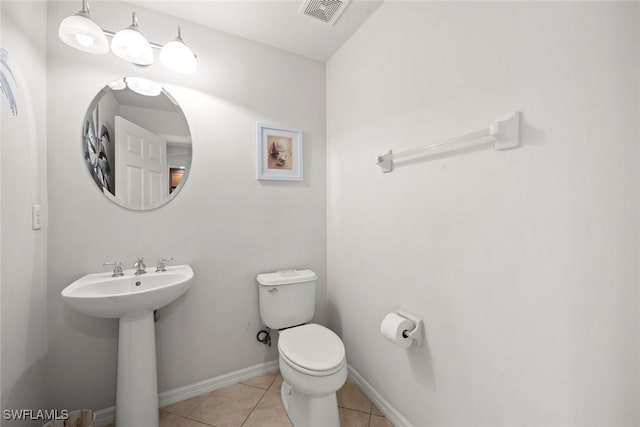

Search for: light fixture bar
xmin=59 ymin=0 xmax=197 ymax=72
xmin=100 ymin=29 xmax=196 ymax=56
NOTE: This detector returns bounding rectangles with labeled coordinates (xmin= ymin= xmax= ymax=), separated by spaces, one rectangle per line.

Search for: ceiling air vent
xmin=299 ymin=0 xmax=351 ymax=25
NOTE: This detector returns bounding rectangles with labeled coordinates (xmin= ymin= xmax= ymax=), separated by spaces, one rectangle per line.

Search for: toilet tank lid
xmin=257 ymin=269 xmax=317 ymax=286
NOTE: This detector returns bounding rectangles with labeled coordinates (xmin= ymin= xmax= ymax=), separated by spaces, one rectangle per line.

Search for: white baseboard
xmin=158 ymin=360 xmax=279 ymax=407
xmin=347 ymin=364 xmax=413 ymax=427
xmin=94 ymin=407 xmax=116 ymax=427
xmin=93 ymin=360 xmax=279 ymax=426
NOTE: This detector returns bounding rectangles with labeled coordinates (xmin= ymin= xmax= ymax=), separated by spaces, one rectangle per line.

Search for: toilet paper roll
xmin=380 ymin=313 xmax=414 ymax=348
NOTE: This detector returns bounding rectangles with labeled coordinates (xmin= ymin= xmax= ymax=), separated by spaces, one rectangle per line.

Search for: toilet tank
xmin=257 ymin=269 xmax=317 ymax=330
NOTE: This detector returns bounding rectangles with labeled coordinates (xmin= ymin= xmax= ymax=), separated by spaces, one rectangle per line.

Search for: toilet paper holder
xmin=396 ymin=309 xmax=424 ymax=347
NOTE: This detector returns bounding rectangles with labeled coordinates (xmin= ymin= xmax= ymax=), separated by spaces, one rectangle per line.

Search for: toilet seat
xmin=278 ymin=324 xmax=345 ymax=377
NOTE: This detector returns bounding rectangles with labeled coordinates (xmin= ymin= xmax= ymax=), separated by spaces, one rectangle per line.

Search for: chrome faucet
xmin=155 ymin=257 xmax=174 ymax=272
xmin=103 ymin=261 xmax=124 ymax=277
xmin=133 ymin=257 xmax=147 ymax=275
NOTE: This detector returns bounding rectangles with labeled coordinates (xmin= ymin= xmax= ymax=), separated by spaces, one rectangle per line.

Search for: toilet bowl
xmin=257 ymin=270 xmax=347 ymax=426
xmin=278 ymin=323 xmax=347 ymax=427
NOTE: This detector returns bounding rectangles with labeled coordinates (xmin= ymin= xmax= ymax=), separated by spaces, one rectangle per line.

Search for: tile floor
xmin=104 ymin=371 xmax=393 ymax=427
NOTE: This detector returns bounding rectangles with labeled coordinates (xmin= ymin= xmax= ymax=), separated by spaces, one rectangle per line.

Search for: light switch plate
xmin=32 ymin=204 xmax=42 ymax=230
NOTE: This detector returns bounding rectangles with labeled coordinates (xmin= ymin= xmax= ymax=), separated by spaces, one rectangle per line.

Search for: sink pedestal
xmin=61 ymin=265 xmax=194 ymax=427
xmin=116 ymin=311 xmax=159 ymax=427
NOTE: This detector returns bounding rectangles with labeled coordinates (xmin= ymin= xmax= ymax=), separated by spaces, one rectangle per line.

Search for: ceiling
xmin=128 ymin=0 xmax=384 ymax=62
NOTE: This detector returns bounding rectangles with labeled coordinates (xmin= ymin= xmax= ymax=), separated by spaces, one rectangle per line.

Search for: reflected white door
xmin=115 ymin=116 xmax=168 ymax=210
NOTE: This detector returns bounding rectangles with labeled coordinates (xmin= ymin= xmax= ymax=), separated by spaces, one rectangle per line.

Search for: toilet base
xmin=281 ymin=380 xmax=340 ymax=427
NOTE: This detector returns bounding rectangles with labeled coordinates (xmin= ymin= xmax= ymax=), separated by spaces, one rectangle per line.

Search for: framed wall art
xmin=256 ymin=123 xmax=303 ymax=181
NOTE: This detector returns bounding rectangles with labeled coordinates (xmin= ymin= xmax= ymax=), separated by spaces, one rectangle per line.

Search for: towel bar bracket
xmin=491 ymin=111 xmax=520 ymax=151
xmin=376 ymin=150 xmax=393 ymax=174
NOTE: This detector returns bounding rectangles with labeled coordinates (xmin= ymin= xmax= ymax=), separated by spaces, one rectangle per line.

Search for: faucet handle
xmin=103 ymin=261 xmax=124 ymax=277
xmin=133 ymin=257 xmax=146 ymax=275
xmin=156 ymin=257 xmax=174 ymax=272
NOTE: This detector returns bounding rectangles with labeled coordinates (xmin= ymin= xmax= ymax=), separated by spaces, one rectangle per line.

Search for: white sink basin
xmin=62 ymin=264 xmax=193 ymax=318
xmin=61 ymin=264 xmax=194 ymax=427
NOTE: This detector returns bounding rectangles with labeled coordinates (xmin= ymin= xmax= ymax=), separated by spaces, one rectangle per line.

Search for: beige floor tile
xmin=188 ymin=383 xmax=265 ymax=427
xmin=159 ymin=410 xmax=185 ymax=427
xmin=370 ymin=414 xmax=395 ymax=427
xmin=241 ymin=371 xmax=279 ymax=389
xmin=114 ymin=373 xmax=383 ymax=427
xmin=269 ymin=375 xmax=284 ymax=391
xmin=339 ymin=407 xmax=370 ymax=427
xmin=179 ymin=419 xmax=215 ymax=427
xmin=161 ymin=393 xmax=209 ymax=417
xmin=337 ymin=381 xmax=372 ymax=413
xmin=242 ymin=389 xmax=293 ymax=427
xmin=371 ymin=404 xmax=384 ymax=416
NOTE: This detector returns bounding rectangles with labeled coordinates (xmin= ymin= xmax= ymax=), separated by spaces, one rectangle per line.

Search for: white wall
xmin=1 ymin=1 xmax=4 ymax=414
xmin=1 ymin=2 xmax=49 ymax=425
xmin=327 ymin=2 xmax=639 ymax=426
xmin=46 ymin=1 xmax=326 ymax=412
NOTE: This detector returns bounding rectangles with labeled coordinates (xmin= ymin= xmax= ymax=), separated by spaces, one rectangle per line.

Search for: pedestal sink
xmin=62 ymin=265 xmax=194 ymax=427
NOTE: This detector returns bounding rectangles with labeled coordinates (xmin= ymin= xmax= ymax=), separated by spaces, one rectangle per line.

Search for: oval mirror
xmin=82 ymin=77 xmax=192 ymax=210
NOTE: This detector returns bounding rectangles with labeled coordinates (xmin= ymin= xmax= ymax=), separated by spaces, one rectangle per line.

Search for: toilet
xmin=257 ymin=269 xmax=347 ymax=427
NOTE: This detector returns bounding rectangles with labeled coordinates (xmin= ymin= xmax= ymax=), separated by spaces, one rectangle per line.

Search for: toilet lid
xmin=278 ymin=324 xmax=345 ymax=372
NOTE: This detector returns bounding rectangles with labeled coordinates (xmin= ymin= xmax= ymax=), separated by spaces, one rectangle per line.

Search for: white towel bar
xmin=376 ymin=111 xmax=521 ymax=173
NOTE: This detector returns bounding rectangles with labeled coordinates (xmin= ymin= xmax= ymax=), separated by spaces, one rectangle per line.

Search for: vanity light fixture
xmin=107 ymin=77 xmax=161 ymax=96
xmin=160 ymin=27 xmax=197 ymax=74
xmin=110 ymin=12 xmax=154 ymax=66
xmin=58 ymin=0 xmax=109 ymax=54
xmin=125 ymin=77 xmax=162 ymax=97
xmin=58 ymin=0 xmax=198 ymax=74
xmin=107 ymin=78 xmax=126 ymax=91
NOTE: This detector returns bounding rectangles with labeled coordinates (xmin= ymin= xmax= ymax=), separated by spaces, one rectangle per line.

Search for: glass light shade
xmin=107 ymin=78 xmax=126 ymax=90
xmin=111 ymin=28 xmax=154 ymax=66
xmin=160 ymin=40 xmax=197 ymax=74
xmin=125 ymin=77 xmax=162 ymax=97
xmin=58 ymin=14 xmax=109 ymax=54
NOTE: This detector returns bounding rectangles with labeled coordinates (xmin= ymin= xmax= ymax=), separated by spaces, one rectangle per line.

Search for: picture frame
xmin=256 ymin=122 xmax=303 ymax=181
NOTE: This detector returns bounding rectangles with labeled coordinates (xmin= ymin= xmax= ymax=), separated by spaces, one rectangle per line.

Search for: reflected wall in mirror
xmin=83 ymin=77 xmax=192 ymax=210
